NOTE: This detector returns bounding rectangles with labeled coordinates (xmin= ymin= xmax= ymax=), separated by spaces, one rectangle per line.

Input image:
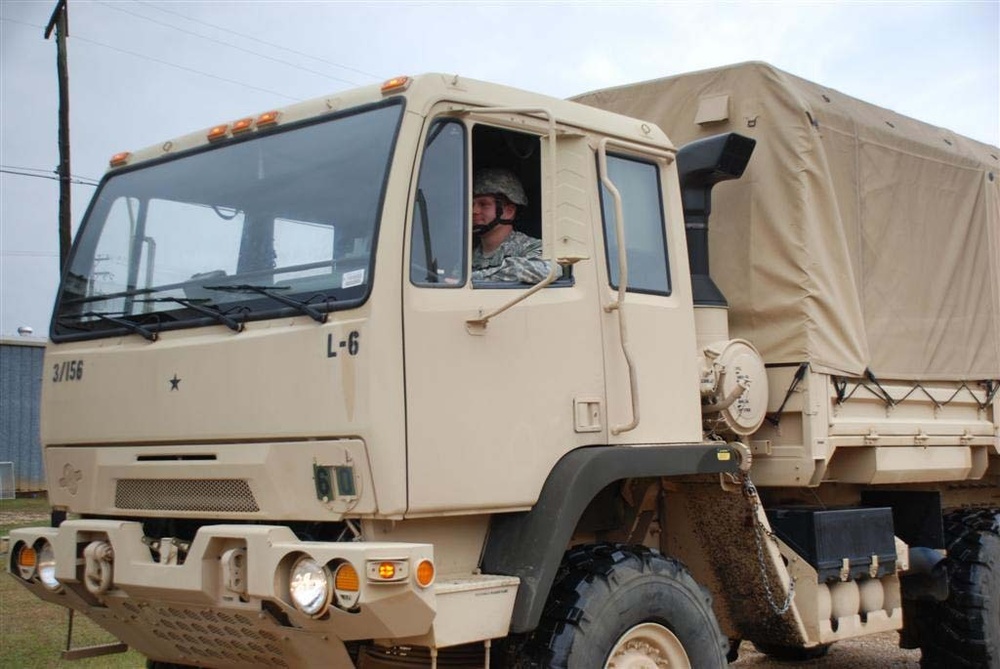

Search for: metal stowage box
xmin=766 ymin=507 xmax=897 ymax=582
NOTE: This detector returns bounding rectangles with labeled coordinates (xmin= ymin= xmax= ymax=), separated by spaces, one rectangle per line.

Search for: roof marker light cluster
xmin=109 ymin=109 xmax=282 ymax=168
xmin=207 ymin=110 xmax=282 ymax=143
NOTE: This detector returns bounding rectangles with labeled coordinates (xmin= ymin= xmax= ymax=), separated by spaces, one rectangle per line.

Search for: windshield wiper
xmin=137 ymin=297 xmax=244 ymax=332
xmin=55 ymin=317 xmax=96 ymax=333
xmin=204 ymin=284 xmax=330 ymax=323
xmin=81 ymin=312 xmax=158 ymax=341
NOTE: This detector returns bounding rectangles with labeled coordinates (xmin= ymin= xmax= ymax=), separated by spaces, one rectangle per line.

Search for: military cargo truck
xmin=8 ymin=62 xmax=999 ymax=668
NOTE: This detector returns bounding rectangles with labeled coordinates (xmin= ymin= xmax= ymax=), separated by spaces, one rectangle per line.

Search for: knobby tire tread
xmin=919 ymin=508 xmax=1000 ymax=669
xmin=521 ymin=543 xmax=727 ymax=668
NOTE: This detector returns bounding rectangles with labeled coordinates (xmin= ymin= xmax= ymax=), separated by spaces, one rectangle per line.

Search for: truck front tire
xmin=919 ymin=509 xmax=1000 ymax=669
xmin=525 ymin=543 xmax=728 ymax=668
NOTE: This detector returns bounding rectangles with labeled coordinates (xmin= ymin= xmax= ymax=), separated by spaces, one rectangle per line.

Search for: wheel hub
xmin=605 ymin=622 xmax=690 ymax=669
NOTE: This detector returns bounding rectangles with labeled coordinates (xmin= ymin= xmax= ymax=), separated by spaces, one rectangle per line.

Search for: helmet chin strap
xmin=473 ymin=218 xmax=507 ymax=237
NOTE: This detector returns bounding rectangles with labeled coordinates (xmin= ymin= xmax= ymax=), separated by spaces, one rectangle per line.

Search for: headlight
xmin=288 ymin=556 xmax=332 ymax=617
xmin=36 ymin=540 xmax=61 ymax=591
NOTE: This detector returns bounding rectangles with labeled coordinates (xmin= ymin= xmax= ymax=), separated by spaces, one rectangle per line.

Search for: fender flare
xmin=480 ymin=443 xmax=740 ymax=633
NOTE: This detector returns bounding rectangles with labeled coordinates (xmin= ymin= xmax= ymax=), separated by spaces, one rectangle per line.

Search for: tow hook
xmin=83 ymin=541 xmax=114 ymax=595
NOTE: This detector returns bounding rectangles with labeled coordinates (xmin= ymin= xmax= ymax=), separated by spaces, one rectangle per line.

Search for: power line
xmin=1 ymin=250 xmax=61 ymax=258
xmin=135 ymin=0 xmax=383 ymax=82
xmin=0 ymin=16 xmax=45 ymax=30
xmin=67 ymin=31 xmax=304 ymax=103
xmin=2 ymin=164 xmax=100 ymax=183
xmin=0 ymin=16 xmax=303 ymax=103
xmin=1 ymin=168 xmax=99 ymax=187
xmin=2 ymin=165 xmax=54 ymax=174
xmin=96 ymin=1 xmax=368 ymax=87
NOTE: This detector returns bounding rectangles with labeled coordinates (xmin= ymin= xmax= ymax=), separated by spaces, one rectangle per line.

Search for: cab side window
xmin=471 ymin=126 xmax=557 ymax=286
xmin=600 ymin=155 xmax=671 ymax=295
xmin=410 ymin=119 xmax=467 ymax=286
xmin=409 ymin=120 xmax=562 ymax=288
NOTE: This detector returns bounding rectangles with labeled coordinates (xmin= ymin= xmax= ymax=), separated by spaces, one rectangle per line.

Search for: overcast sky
xmin=1 ymin=0 xmax=997 ymax=337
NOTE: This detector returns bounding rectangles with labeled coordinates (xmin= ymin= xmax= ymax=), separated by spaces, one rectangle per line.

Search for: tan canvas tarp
xmin=574 ymin=62 xmax=1000 ymax=380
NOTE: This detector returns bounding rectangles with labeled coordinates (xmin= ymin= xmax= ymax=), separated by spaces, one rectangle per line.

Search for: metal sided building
xmin=0 ymin=336 xmax=46 ymax=493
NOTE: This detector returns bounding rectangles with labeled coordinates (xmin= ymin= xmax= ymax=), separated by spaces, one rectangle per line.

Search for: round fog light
xmin=289 ymin=556 xmax=332 ymax=617
xmin=36 ymin=540 xmax=61 ymax=591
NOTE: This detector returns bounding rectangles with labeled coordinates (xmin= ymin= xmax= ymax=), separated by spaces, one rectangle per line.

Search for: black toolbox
xmin=766 ymin=507 xmax=896 ymax=582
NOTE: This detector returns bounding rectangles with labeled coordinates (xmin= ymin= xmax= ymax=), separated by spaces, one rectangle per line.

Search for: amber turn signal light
xmin=334 ymin=562 xmax=360 ymax=592
xmin=381 ymin=76 xmax=411 ymax=94
xmin=109 ymin=151 xmax=131 ymax=167
xmin=207 ymin=124 xmax=229 ymax=141
xmin=257 ymin=111 xmax=280 ymax=127
xmin=416 ymin=559 xmax=435 ymax=588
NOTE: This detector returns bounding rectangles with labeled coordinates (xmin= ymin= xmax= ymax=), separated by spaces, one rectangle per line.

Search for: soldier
xmin=471 ymin=168 xmax=553 ymax=283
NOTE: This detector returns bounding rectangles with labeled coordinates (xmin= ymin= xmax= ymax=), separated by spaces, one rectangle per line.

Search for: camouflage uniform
xmin=472 ymin=230 xmax=553 ymax=283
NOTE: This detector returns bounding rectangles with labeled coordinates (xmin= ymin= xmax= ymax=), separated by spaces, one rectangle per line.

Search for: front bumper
xmin=8 ymin=520 xmax=436 ymax=667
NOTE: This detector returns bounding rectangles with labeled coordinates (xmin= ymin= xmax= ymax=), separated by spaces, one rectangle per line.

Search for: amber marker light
xmin=416 ymin=559 xmax=435 ymax=588
xmin=365 ymin=559 xmax=410 ymax=583
xmin=231 ymin=117 xmax=254 ymax=134
xmin=15 ymin=543 xmax=38 ymax=581
xmin=207 ymin=124 xmax=229 ymax=142
xmin=333 ymin=562 xmax=361 ymax=609
xmin=17 ymin=544 xmax=37 ymax=568
xmin=256 ymin=111 xmax=280 ymax=127
xmin=381 ymin=76 xmax=411 ymax=94
xmin=109 ymin=152 xmax=131 ymax=168
xmin=335 ymin=563 xmax=360 ymax=591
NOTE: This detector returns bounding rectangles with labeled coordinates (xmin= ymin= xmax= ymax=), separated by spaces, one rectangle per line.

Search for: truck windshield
xmin=53 ymin=101 xmax=403 ymax=340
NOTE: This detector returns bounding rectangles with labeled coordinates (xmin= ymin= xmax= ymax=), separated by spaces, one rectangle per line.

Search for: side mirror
xmin=546 ymin=134 xmax=592 ymax=265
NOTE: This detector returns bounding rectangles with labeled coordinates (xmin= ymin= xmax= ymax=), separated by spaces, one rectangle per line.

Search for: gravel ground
xmin=0 ymin=510 xmax=49 ymax=526
xmin=731 ymin=632 xmax=921 ymax=668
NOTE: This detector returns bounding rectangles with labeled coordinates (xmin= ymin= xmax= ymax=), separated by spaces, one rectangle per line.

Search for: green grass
xmin=0 ymin=496 xmax=49 ymax=511
xmin=1 ymin=577 xmax=145 ymax=668
xmin=0 ymin=495 xmax=53 ymax=535
xmin=1 ymin=495 xmax=144 ymax=668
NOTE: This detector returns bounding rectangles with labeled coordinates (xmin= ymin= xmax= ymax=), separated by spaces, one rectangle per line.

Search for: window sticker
xmin=342 ymin=269 xmax=366 ymax=289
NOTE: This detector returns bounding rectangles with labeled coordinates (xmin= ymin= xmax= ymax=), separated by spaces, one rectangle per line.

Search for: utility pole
xmin=45 ymin=0 xmax=71 ymax=272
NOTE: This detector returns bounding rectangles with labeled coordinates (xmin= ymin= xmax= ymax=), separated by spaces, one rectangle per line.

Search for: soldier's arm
xmin=471 ymin=256 xmax=554 ymax=283
xmin=471 ymin=234 xmax=554 ymax=284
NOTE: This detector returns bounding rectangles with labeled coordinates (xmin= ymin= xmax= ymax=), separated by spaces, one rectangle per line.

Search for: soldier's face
xmin=472 ymin=196 xmax=514 ymax=227
xmin=472 ymin=196 xmax=498 ymax=227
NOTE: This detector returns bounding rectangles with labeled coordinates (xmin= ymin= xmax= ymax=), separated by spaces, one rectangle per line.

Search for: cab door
xmin=401 ymin=113 xmax=606 ymax=515
xmin=595 ymin=148 xmax=702 ymax=444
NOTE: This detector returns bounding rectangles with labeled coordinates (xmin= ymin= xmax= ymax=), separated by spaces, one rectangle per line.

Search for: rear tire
xmin=919 ymin=508 xmax=1000 ymax=669
xmin=525 ymin=543 xmax=728 ymax=668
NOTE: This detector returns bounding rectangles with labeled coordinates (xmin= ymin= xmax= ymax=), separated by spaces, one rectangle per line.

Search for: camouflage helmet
xmin=474 ymin=168 xmax=528 ymax=206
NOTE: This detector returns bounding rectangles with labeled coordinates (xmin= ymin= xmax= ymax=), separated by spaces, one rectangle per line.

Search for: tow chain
xmin=740 ymin=472 xmax=796 ymax=615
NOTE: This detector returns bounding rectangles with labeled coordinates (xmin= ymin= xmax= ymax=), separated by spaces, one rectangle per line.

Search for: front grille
xmin=115 ymin=479 xmax=259 ymax=512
